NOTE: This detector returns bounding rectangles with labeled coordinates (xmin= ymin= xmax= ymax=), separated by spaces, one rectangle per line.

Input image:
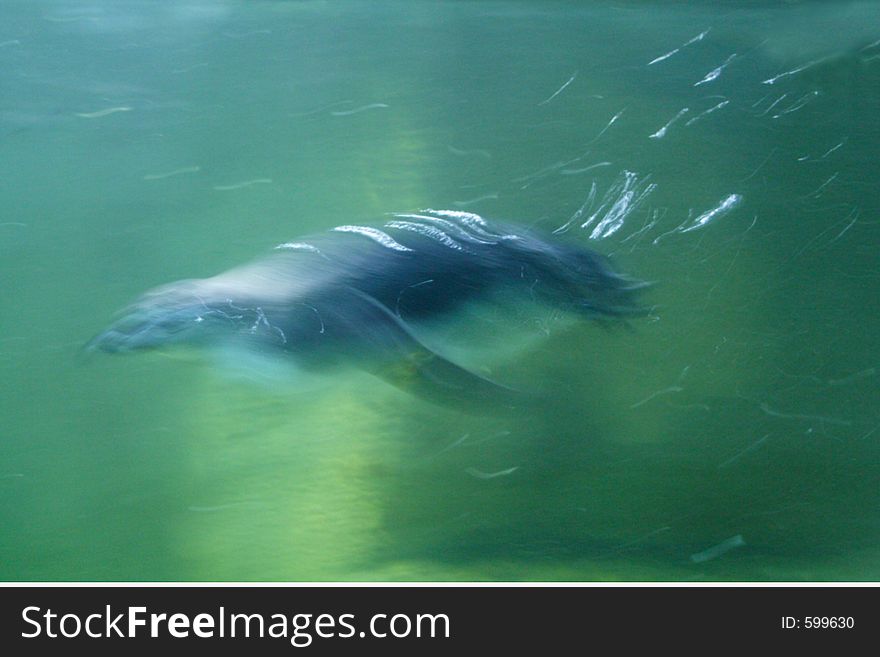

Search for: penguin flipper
xmin=335 ymin=288 xmax=528 ymax=411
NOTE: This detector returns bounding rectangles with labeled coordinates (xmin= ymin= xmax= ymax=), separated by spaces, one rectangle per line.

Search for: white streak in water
xmin=751 ymin=93 xmax=771 ymax=109
xmin=213 ymin=178 xmax=273 ymax=191
xmin=805 ymin=172 xmax=839 ymax=199
xmin=448 ymin=145 xmax=492 ymax=159
xmin=694 ymin=54 xmax=736 ymax=86
xmin=425 ymin=209 xmax=486 ymax=223
xmin=828 ymin=209 xmax=859 ymax=245
xmin=649 ymin=47 xmax=681 ymax=66
xmin=758 ymin=93 xmax=788 ymax=117
xmin=630 ymin=386 xmax=683 ymax=409
xmin=584 ymin=171 xmax=657 ymax=240
xmin=290 ymin=100 xmax=353 ymax=118
xmin=396 ymin=213 xmax=497 ymax=244
xmin=434 ymin=433 xmax=470 ymax=456
xmin=587 ymin=108 xmax=626 ymax=145
xmin=392 ymin=213 xmax=438 ymax=221
xmin=680 ymin=194 xmax=742 ymax=233
xmin=738 ymin=149 xmax=777 ymax=182
xmin=560 ymin=161 xmax=611 ymax=175
xmin=296 ymin=303 xmax=324 ymax=334
xmin=385 ymin=220 xmax=463 ymax=250
xmin=143 ymin=166 xmax=201 ymax=181
xmin=333 ymin=225 xmax=413 ymax=251
xmin=452 ymin=193 xmax=498 ymax=207
xmin=465 ymin=466 xmax=519 ymax=479
xmin=759 ymin=402 xmax=850 ymax=426
xmin=648 ymin=28 xmax=710 ymax=65
xmin=819 ymin=140 xmax=845 ymax=159
xmin=331 ymin=103 xmax=389 ymax=116
xmin=539 ymin=71 xmax=577 ymax=105
xmin=649 ymin=108 xmax=689 ymax=139
xmin=395 ymin=278 xmax=434 ymax=317
xmin=772 ymin=91 xmax=819 ymax=119
xmin=275 ymin=242 xmax=322 ymax=254
xmin=690 ymin=535 xmax=745 ymax=563
xmin=424 ymin=209 xmax=520 ymax=241
xmin=685 ymin=100 xmax=729 ymax=126
xmin=513 ymin=156 xmax=582 ymax=186
xmin=621 ymin=211 xmax=660 ymax=251
xmin=554 ymin=182 xmax=598 ymax=234
xmin=75 ymin=106 xmax=132 ymax=119
xmin=718 ymin=434 xmax=770 ymax=469
xmin=763 ymin=55 xmax=833 ymax=85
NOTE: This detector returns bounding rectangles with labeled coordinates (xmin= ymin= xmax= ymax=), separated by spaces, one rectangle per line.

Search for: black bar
xmin=0 ymin=586 xmax=874 ymax=653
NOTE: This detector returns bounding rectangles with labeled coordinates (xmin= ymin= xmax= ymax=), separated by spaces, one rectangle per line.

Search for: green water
xmin=2 ymin=0 xmax=879 ymax=581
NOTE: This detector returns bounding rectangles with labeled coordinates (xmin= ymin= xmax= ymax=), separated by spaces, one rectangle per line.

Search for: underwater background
xmin=1 ymin=0 xmax=878 ymax=581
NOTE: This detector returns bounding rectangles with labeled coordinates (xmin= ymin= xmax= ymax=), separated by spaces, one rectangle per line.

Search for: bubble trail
xmin=649 ymin=108 xmax=689 ymax=139
xmin=685 ymin=100 xmax=729 ymax=126
xmin=694 ymin=54 xmax=736 ymax=86
xmin=648 ymin=28 xmax=710 ymax=65
xmin=680 ymin=194 xmax=742 ymax=233
xmin=538 ymin=71 xmax=577 ymax=105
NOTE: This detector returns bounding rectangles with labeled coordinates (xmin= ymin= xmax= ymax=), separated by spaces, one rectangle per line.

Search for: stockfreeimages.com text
xmin=22 ymin=606 xmax=450 ymax=646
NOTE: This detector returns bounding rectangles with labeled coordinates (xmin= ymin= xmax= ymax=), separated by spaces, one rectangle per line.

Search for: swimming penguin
xmin=88 ymin=210 xmax=645 ymax=409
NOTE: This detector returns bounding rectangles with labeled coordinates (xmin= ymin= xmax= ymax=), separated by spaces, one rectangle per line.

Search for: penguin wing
xmin=321 ymin=287 xmax=528 ymax=412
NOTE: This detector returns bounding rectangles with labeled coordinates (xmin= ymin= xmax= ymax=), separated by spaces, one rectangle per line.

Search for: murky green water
xmin=2 ymin=0 xmax=878 ymax=581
